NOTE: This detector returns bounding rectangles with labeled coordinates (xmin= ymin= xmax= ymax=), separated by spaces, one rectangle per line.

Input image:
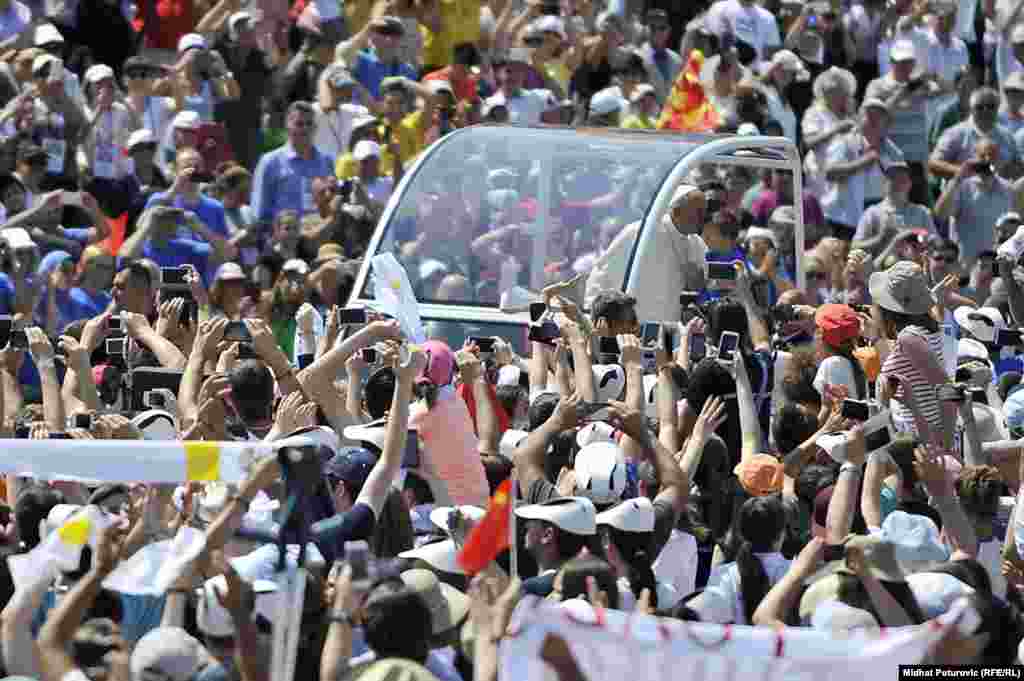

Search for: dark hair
xmin=781 ymin=347 xmax=823 ymax=407
xmin=452 ymin=42 xmax=480 ymax=67
xmin=929 ymin=237 xmax=959 ymax=257
xmin=73 ymin=617 xmax=125 ymax=678
xmin=729 ymin=496 xmax=786 ymax=623
xmin=834 ymin=572 xmax=927 ymax=624
xmin=889 ymin=434 xmax=921 ymax=494
xmin=591 ymin=290 xmax=638 ymax=327
xmin=228 ymin=361 xmax=275 ymax=425
xmin=772 ymin=403 xmax=819 ymax=455
xmin=527 ymin=392 xmax=560 ymax=431
xmin=955 ymin=465 xmax=1004 ymax=520
xmin=557 ymin=556 xmax=620 ymax=609
xmin=495 ymin=384 xmax=526 ymax=422
xmin=600 ymin=525 xmax=659 ymax=608
xmin=14 ymin=483 xmax=65 ymax=550
xmin=371 ymin=488 xmax=414 ymax=558
xmin=403 ymin=470 xmax=435 ymax=505
xmin=287 ymin=100 xmax=316 ymax=118
xmin=118 ymin=261 xmax=152 ymax=290
xmin=704 ymin=297 xmax=747 ymax=348
xmin=966 ymin=592 xmax=1024 ymax=664
xmin=88 ymin=484 xmax=131 ymax=508
xmin=544 ymin=428 xmax=578 ymax=483
xmin=364 ymin=367 xmax=396 ymax=420
xmin=997 ymin=372 xmax=1022 ymax=402
xmin=482 ymin=455 xmax=514 ymax=494
xmin=363 ymin=584 xmax=433 ymax=663
xmin=794 ymin=464 xmax=837 ymax=509
xmin=546 ymin=520 xmax=588 ymax=562
xmin=879 ymin=306 xmax=939 ymax=339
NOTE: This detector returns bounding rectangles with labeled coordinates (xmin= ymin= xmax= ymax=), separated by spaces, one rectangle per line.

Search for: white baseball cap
xmin=953 ymin=306 xmax=1005 ymax=343
xmin=172 ymin=110 xmax=202 ymax=131
xmin=575 ymin=421 xmax=618 ymax=448
xmin=589 ymin=88 xmax=623 ymax=117
xmin=131 ymin=409 xmax=177 ymax=440
xmin=591 ymin=363 xmax=625 ymax=402
xmin=427 ymin=79 xmax=454 ymax=96
xmin=85 ymin=63 xmax=115 ymax=85
xmin=282 ymin=258 xmax=310 ymax=276
xmin=498 ymin=428 xmax=528 ymax=459
xmin=353 ymin=140 xmax=382 ymax=161
xmin=343 ymin=417 xmax=387 ymax=450
xmin=215 ymin=262 xmax=246 ymax=282
xmin=127 ymin=128 xmax=157 ymax=150
xmin=178 ymin=33 xmax=207 ymax=53
xmin=889 ymin=39 xmax=917 ymax=62
xmin=906 ymin=572 xmax=975 ymax=619
xmin=33 ymin=23 xmax=64 ymax=46
xmin=195 ymin=574 xmax=280 ymax=637
xmin=595 ymin=497 xmax=654 ymax=533
xmin=534 ymin=15 xmax=567 ymax=39
xmin=514 ymin=496 xmax=597 ymax=535
xmin=629 ymin=83 xmax=656 ymax=103
xmin=572 ymin=441 xmax=627 ymax=506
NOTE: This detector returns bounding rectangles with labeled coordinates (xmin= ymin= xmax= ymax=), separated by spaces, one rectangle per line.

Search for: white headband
xmin=745 ymin=226 xmax=777 ymax=247
xmin=669 ymin=184 xmax=700 ymax=209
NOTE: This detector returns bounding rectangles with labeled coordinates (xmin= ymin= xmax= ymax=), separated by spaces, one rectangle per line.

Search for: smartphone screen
xmin=841 ymin=399 xmax=870 ymax=421
xmin=997 ymin=328 xmax=1023 ymax=346
xmin=361 ymin=348 xmax=378 ymax=364
xmin=690 ymin=334 xmax=706 ymax=361
xmin=599 ymin=336 xmax=620 ymax=355
xmin=707 ymin=262 xmax=738 ymax=281
xmin=402 ymin=430 xmax=420 ymax=468
xmin=864 ymin=426 xmax=892 ymax=452
xmin=679 ymin=291 xmax=700 ymax=307
xmin=161 ymin=267 xmax=188 ymax=287
xmin=72 ymin=413 xmax=91 ymax=430
xmin=529 ymin=302 xmax=547 ymax=322
xmin=223 ymin=320 xmax=251 ymax=343
xmin=718 ymin=331 xmax=739 ymax=361
xmin=641 ymin=322 xmax=661 ymax=347
xmin=338 ymin=308 xmax=367 ymax=325
xmin=663 ymin=325 xmax=678 ymax=354
xmin=105 ymin=337 xmax=126 ymax=355
xmin=237 ymin=342 xmax=258 ymax=359
xmin=107 ymin=316 xmax=123 ymax=332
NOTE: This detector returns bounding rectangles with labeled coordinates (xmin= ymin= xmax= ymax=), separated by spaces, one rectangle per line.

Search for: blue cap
xmin=37 ymin=250 xmax=72 ymax=277
xmin=324 ymin=447 xmax=377 ymax=487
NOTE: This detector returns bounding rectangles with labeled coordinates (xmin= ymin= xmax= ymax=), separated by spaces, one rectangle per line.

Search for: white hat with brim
xmin=32 ymin=54 xmax=59 ymax=77
xmin=878 ymin=510 xmax=951 ymax=568
xmin=745 ymin=226 xmax=777 ymax=248
xmin=353 ymin=140 xmax=381 ymax=161
xmin=810 ymin=601 xmax=879 ymax=633
xmin=426 ymin=80 xmax=454 ymax=96
xmin=514 ymin=496 xmax=597 ymax=535
xmin=399 ymin=538 xmax=465 ymax=575
xmin=85 ymin=64 xmax=115 ymax=85
xmin=954 ymin=305 xmax=1005 ymax=343
xmin=215 ymin=262 xmax=246 ymax=282
xmin=343 ymin=418 xmax=388 ymax=450
xmin=498 ymin=428 xmax=528 ymax=459
xmin=629 ymin=83 xmax=656 ymax=103
xmin=595 ymin=497 xmax=654 ymax=533
xmin=889 ymin=39 xmax=917 ymax=62
xmin=196 ymin=575 xmax=281 ymax=638
xmin=127 ymin=129 xmax=157 ymax=150
xmin=131 ymin=410 xmax=177 ymax=440
xmin=400 ymin=568 xmax=470 ymax=635
xmin=958 ymin=337 xmax=990 ymax=363
xmin=868 ymin=261 xmax=935 ymax=316
xmin=33 ymin=23 xmax=63 ymax=45
xmin=130 ymin=627 xmax=211 ymax=681
xmin=177 ymin=33 xmax=207 ymax=53
xmin=429 ymin=505 xmax=486 ymax=534
xmin=669 ymin=184 xmax=700 ymax=210
xmin=589 ymin=88 xmax=623 ymax=117
xmin=282 ymin=258 xmax=310 ymax=276
xmin=591 ymin=363 xmax=625 ymax=402
xmin=573 ymin=441 xmax=627 ymax=505
xmin=172 ymin=111 xmax=202 ymax=131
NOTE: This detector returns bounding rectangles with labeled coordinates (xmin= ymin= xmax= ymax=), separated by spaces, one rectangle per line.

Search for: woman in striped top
xmin=869 ymin=261 xmax=955 ymax=448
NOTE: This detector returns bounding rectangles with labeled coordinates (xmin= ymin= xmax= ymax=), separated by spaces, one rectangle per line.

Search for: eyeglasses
xmin=973 ymin=102 xmax=998 ymax=112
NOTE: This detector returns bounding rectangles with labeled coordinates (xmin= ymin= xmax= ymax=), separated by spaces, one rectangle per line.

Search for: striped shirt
xmin=882 ymin=325 xmax=945 ymax=434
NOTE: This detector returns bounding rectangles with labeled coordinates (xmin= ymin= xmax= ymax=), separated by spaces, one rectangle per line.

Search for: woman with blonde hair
xmin=803 ymin=67 xmax=857 ymax=197
xmin=755 ymin=50 xmax=809 ymax=141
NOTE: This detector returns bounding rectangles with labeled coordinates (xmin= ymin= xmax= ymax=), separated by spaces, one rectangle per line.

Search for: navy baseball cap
xmin=324 ymin=447 xmax=378 ymax=487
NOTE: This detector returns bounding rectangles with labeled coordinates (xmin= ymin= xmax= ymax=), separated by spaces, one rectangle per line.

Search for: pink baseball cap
xmin=419 ymin=339 xmax=455 ymax=387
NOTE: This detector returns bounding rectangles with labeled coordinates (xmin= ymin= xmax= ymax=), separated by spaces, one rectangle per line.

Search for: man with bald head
xmin=586 ymin=182 xmax=709 ymax=322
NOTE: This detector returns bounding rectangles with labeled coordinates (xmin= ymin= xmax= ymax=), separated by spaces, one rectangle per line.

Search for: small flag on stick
xmin=457 ymin=479 xmax=512 ymax=575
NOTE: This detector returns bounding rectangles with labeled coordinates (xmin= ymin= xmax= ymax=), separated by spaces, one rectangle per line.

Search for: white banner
xmin=0 ymin=439 xmax=270 ymax=484
xmin=500 ymin=597 xmax=963 ymax=681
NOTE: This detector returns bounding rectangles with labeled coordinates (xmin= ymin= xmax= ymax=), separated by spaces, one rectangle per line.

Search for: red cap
xmin=814 ymin=304 xmax=861 ymax=348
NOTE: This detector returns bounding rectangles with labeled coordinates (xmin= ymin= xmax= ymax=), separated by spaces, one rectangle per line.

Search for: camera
xmin=144 ymin=390 xmax=166 ymax=409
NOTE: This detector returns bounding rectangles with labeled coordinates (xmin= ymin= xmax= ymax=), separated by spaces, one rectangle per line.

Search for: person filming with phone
xmin=586 ymin=182 xmax=709 ymax=323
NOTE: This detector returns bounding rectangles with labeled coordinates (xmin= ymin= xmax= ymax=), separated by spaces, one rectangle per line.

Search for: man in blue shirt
xmin=146 ymin=147 xmax=230 ymax=241
xmin=118 ymin=205 xmax=233 ymax=284
xmin=251 ymin=101 xmax=335 ymax=234
xmin=337 ymin=16 xmax=418 ymax=99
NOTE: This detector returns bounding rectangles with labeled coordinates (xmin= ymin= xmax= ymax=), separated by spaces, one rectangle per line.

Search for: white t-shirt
xmin=693 ymin=552 xmax=792 ymax=624
xmin=314 ymin=102 xmax=370 ymax=161
xmin=814 ymin=355 xmax=862 ymax=400
xmin=652 ymin=528 xmax=699 ymax=597
xmin=485 ymin=89 xmax=555 ymax=126
xmin=705 ymin=0 xmax=781 ymax=69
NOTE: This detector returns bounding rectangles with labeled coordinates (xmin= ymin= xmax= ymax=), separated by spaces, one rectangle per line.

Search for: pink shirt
xmin=410 ymin=389 xmax=490 ymax=507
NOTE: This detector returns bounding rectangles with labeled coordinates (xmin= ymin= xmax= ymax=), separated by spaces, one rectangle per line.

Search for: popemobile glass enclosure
xmin=349 ymin=125 xmax=806 ymax=352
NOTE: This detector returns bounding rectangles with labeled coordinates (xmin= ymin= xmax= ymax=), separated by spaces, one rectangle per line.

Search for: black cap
xmin=122 ymin=56 xmax=158 ymax=74
xmin=370 ymin=15 xmax=405 ymax=35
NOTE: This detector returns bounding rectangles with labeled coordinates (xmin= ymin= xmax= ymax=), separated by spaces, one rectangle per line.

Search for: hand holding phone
xmin=337 ymin=308 xmax=367 ymax=326
xmin=578 ymin=402 xmax=614 ymax=422
xmin=841 ymin=398 xmax=870 ymax=421
xmin=223 ymin=320 xmax=252 ymax=343
xmin=717 ymin=331 xmax=740 ymax=362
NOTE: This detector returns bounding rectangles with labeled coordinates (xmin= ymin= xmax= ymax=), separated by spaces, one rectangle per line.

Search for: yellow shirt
xmin=420 ymin=0 xmax=481 ymax=67
xmin=542 ymin=61 xmax=571 ymax=96
xmin=621 ymin=113 xmax=655 ymax=129
xmin=335 ymin=111 xmax=426 ymax=179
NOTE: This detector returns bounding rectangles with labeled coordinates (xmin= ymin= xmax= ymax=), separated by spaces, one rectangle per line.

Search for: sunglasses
xmin=125 ymin=70 xmax=156 ymax=79
xmin=973 ymin=103 xmax=998 ymax=112
xmin=806 ymin=270 xmax=828 ymax=279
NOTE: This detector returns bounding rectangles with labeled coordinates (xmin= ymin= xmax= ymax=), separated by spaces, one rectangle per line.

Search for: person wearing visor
xmin=314 ymin=65 xmax=369 ymax=161
xmin=586 ymin=183 xmax=709 ymax=322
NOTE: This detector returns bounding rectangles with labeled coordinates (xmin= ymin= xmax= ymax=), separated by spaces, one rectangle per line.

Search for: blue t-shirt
xmin=145 ymin=192 xmax=230 ymax=240
xmin=136 ymin=238 xmax=212 ymax=283
xmin=34 ymin=288 xmax=102 ymax=332
xmin=352 ymin=50 xmax=418 ymax=99
xmin=0 ymin=273 xmax=14 ymax=314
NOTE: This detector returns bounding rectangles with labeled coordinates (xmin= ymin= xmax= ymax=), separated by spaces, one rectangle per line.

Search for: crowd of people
xmin=0 ymin=0 xmax=1020 ymax=677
